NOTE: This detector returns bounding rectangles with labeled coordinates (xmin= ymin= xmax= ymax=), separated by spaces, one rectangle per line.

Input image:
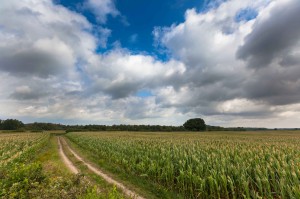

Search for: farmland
xmin=1 ymin=130 xmax=300 ymax=198
xmin=66 ymin=131 xmax=300 ymax=198
xmin=0 ymin=132 xmax=125 ymax=198
xmin=0 ymin=132 xmax=49 ymax=168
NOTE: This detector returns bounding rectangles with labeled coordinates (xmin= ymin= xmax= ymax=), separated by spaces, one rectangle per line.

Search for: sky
xmin=0 ymin=0 xmax=300 ymax=128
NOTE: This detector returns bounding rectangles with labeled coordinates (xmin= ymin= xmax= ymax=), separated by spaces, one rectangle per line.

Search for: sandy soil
xmin=57 ymin=137 xmax=79 ymax=174
xmin=60 ymin=137 xmax=145 ymax=199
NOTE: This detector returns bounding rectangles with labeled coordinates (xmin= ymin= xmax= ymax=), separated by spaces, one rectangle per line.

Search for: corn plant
xmin=67 ymin=131 xmax=300 ymax=198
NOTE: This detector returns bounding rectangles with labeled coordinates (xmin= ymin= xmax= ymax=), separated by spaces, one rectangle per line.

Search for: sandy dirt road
xmin=58 ymin=137 xmax=145 ymax=199
xmin=57 ymin=137 xmax=79 ymax=174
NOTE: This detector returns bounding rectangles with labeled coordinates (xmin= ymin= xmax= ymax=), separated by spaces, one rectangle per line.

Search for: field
xmin=66 ymin=131 xmax=300 ymax=198
xmin=1 ymin=131 xmax=300 ymax=198
xmin=0 ymin=132 xmax=125 ymax=198
xmin=0 ymin=132 xmax=49 ymax=168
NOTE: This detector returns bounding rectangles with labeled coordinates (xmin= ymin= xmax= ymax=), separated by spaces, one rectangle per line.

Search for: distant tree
xmin=2 ymin=119 xmax=24 ymax=130
xmin=183 ymin=118 xmax=206 ymax=131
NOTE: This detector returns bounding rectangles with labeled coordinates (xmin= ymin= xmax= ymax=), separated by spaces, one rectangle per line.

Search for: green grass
xmin=36 ymin=135 xmax=72 ymax=175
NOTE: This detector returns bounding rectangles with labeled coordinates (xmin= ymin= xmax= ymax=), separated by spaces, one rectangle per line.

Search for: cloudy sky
xmin=1 ymin=0 xmax=300 ymax=128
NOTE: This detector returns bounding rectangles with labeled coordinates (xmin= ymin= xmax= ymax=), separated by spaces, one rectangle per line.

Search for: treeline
xmin=0 ymin=119 xmax=25 ymax=130
xmin=206 ymin=125 xmax=247 ymax=131
xmin=0 ymin=119 xmax=186 ymax=132
xmin=26 ymin=122 xmax=66 ymax=131
xmin=1 ymin=118 xmax=270 ymax=132
xmin=25 ymin=123 xmax=248 ymax=132
xmin=206 ymin=125 xmax=273 ymax=131
xmin=26 ymin=123 xmax=186 ymax=132
xmin=65 ymin=124 xmax=186 ymax=132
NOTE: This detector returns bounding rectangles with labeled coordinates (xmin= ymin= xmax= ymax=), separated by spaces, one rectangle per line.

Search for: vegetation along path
xmin=59 ymin=136 xmax=145 ymax=199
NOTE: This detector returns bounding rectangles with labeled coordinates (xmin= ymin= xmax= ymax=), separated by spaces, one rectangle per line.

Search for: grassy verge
xmin=64 ymin=135 xmax=183 ymax=199
xmin=0 ymin=133 xmax=120 ymax=198
xmin=19 ymin=134 xmax=95 ymax=198
xmin=36 ymin=135 xmax=70 ymax=175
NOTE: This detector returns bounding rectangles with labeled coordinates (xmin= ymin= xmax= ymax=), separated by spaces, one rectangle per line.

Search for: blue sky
xmin=1 ymin=0 xmax=300 ymax=128
xmin=56 ymin=0 xmax=207 ymax=56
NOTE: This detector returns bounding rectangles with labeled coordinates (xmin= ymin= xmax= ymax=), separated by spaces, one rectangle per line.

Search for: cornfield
xmin=0 ymin=132 xmax=49 ymax=168
xmin=67 ymin=131 xmax=300 ymax=198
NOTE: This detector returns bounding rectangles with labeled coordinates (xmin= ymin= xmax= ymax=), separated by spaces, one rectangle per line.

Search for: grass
xmin=36 ymin=134 xmax=72 ymax=175
xmin=22 ymin=134 xmax=95 ymax=198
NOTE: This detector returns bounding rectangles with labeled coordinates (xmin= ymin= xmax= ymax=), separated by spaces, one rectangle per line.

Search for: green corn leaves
xmin=67 ymin=131 xmax=300 ymax=199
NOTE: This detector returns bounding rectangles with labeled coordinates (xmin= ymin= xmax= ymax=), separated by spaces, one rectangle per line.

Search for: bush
xmin=183 ymin=118 xmax=206 ymax=131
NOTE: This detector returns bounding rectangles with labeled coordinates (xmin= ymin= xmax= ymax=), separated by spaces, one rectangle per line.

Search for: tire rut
xmin=57 ymin=137 xmax=79 ymax=174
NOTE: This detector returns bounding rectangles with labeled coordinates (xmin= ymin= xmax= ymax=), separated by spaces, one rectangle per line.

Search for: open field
xmin=0 ymin=132 xmax=49 ymax=168
xmin=1 ymin=130 xmax=300 ymax=198
xmin=66 ymin=131 xmax=300 ymax=198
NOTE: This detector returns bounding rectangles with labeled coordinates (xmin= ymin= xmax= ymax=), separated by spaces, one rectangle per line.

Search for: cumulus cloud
xmin=237 ymin=0 xmax=300 ymax=68
xmin=85 ymin=0 xmax=119 ymax=23
xmin=153 ymin=0 xmax=300 ymax=127
xmin=0 ymin=0 xmax=94 ymax=118
xmin=0 ymin=37 xmax=75 ymax=78
xmin=10 ymin=85 xmax=48 ymax=100
xmin=154 ymin=0 xmax=258 ymax=106
xmin=85 ymin=49 xmax=186 ymax=99
xmin=0 ymin=0 xmax=97 ymax=79
xmin=1 ymin=0 xmax=300 ymax=128
xmin=0 ymin=0 xmax=186 ymax=125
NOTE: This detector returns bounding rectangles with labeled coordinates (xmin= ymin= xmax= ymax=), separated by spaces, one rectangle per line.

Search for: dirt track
xmin=57 ymin=137 xmax=79 ymax=174
xmin=58 ymin=137 xmax=145 ymax=199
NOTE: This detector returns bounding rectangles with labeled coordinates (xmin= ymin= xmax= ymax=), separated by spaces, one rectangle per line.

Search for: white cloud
xmin=0 ymin=0 xmax=98 ymax=78
xmin=217 ymin=98 xmax=268 ymax=114
xmin=1 ymin=0 xmax=300 ymax=128
xmin=86 ymin=0 xmax=119 ymax=23
xmin=153 ymin=0 xmax=300 ymax=127
xmin=0 ymin=0 xmax=187 ymax=125
xmin=85 ymin=49 xmax=186 ymax=99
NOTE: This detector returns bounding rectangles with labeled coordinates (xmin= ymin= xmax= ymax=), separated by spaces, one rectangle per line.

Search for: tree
xmin=2 ymin=119 xmax=24 ymax=130
xmin=183 ymin=118 xmax=206 ymax=131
